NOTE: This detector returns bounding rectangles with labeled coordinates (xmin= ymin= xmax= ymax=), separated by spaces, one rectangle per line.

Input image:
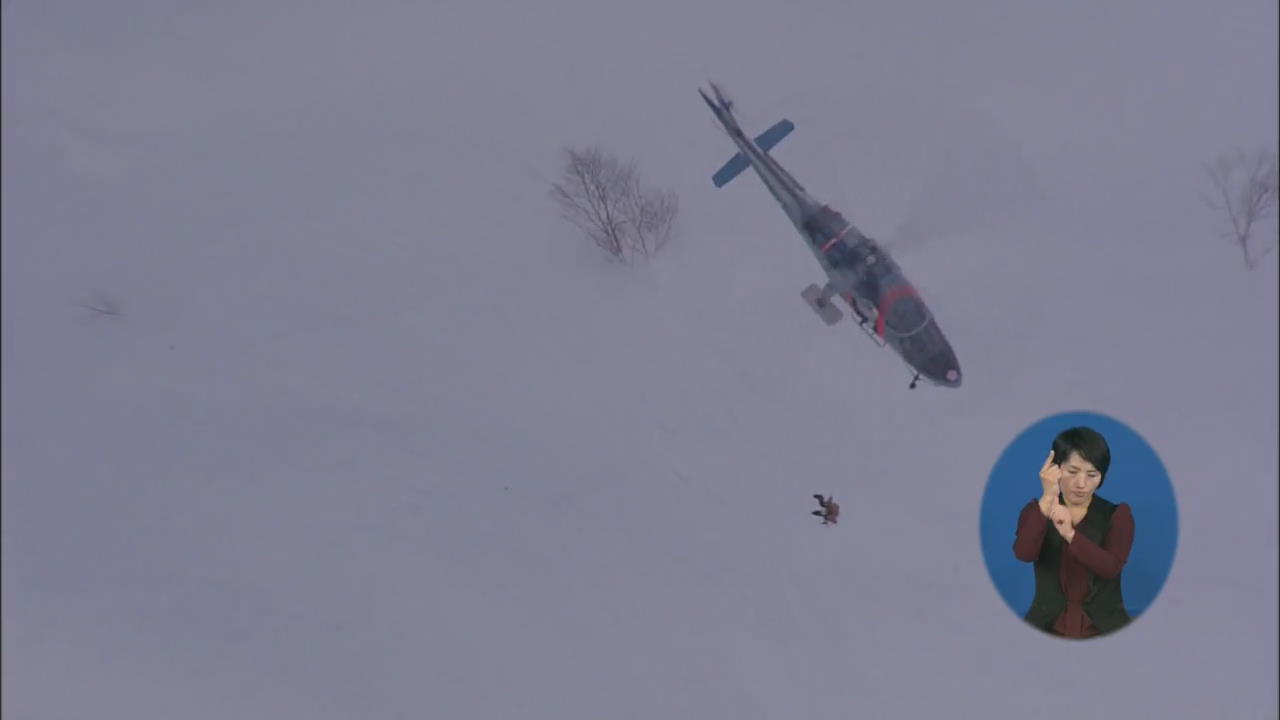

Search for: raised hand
xmin=1039 ymin=449 xmax=1061 ymax=517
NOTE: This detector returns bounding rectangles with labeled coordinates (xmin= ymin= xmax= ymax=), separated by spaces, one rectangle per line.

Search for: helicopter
xmin=699 ymin=81 xmax=961 ymax=389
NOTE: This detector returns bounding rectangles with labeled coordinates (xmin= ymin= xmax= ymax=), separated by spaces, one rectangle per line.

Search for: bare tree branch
xmin=1203 ymin=147 xmax=1278 ymax=269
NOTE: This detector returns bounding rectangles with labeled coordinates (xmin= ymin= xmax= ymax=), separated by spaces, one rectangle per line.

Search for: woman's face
xmin=1059 ymin=451 xmax=1103 ymax=505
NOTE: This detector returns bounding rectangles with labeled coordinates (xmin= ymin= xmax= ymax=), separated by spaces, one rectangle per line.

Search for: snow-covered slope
xmin=4 ymin=1 xmax=1277 ymax=717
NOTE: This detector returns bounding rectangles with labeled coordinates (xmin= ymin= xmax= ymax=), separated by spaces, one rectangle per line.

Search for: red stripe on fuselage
xmin=875 ymin=283 xmax=919 ymax=338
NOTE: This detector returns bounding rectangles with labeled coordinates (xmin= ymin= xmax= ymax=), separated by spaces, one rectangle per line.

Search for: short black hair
xmin=1052 ymin=426 xmax=1111 ymax=486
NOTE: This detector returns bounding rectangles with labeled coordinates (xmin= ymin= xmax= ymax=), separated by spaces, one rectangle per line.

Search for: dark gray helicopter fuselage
xmin=699 ymin=82 xmax=961 ymax=388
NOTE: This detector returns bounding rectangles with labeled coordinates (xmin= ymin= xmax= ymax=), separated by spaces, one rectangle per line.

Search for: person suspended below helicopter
xmin=812 ymin=494 xmax=840 ymax=525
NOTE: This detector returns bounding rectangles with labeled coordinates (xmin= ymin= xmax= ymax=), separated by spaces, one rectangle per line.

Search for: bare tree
xmin=1202 ymin=148 xmax=1278 ymax=269
xmin=550 ymin=146 xmax=677 ymax=263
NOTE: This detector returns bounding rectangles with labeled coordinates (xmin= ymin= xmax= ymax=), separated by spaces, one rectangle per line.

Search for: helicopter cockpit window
xmin=885 ymin=295 xmax=930 ymax=337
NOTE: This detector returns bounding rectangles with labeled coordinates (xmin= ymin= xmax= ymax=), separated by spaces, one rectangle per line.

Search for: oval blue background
xmin=979 ymin=411 xmax=1179 ymax=625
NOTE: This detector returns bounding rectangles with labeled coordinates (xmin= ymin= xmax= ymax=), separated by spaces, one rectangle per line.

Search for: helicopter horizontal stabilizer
xmin=712 ymin=119 xmax=795 ymax=188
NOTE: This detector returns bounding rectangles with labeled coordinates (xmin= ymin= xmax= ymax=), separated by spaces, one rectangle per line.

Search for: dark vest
xmin=1024 ymin=494 xmax=1131 ymax=636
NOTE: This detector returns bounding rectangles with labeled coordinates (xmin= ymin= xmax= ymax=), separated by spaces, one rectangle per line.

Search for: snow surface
xmin=3 ymin=1 xmax=1277 ymax=717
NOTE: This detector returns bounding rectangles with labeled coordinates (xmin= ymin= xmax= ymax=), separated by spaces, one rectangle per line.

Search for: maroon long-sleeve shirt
xmin=1013 ymin=499 xmax=1135 ymax=638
